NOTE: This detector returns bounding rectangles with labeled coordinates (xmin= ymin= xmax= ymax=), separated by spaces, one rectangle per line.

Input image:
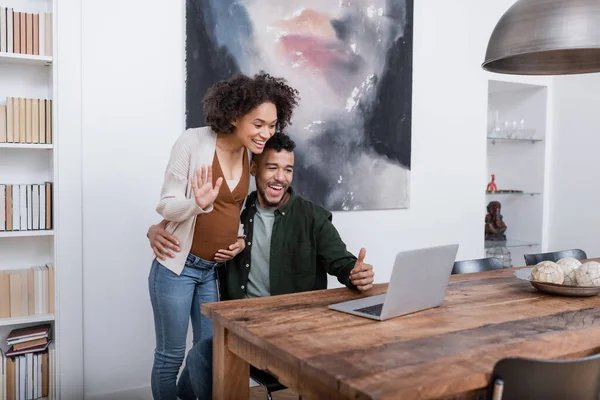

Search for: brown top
xmin=203 ymin=261 xmax=600 ymax=400
xmin=190 ymin=151 xmax=249 ymax=261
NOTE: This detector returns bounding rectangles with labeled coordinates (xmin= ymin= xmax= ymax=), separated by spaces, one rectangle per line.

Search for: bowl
xmin=513 ymin=267 xmax=600 ymax=297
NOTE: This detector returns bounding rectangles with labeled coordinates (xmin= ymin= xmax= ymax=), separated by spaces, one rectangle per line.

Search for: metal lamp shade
xmin=482 ymin=0 xmax=600 ymax=75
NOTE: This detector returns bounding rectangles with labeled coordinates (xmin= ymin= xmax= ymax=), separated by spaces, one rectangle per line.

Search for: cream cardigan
xmin=155 ymin=126 xmax=251 ymax=275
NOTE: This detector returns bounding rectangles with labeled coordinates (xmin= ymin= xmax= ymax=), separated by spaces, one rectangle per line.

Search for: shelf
xmin=0 ymin=230 xmax=54 ymax=238
xmin=0 ymin=143 xmax=53 ymax=149
xmin=486 ymin=191 xmax=541 ymax=196
xmin=485 ymin=239 xmax=539 ymax=249
xmin=487 ymin=136 xmax=542 ymax=144
xmin=0 ymin=314 xmax=54 ymax=327
xmin=0 ymin=52 xmax=52 ymax=66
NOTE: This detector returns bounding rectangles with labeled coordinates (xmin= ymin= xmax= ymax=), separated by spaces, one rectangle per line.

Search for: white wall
xmin=548 ymin=73 xmax=600 ymax=257
xmin=80 ymin=0 xmax=517 ymax=397
xmin=81 ymin=0 xmax=185 ymax=396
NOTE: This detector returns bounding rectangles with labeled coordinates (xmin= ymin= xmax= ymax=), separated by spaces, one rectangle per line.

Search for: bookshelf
xmin=0 ymin=0 xmax=60 ymax=398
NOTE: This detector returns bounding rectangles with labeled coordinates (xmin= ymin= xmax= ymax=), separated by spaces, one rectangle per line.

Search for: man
xmin=148 ymin=133 xmax=375 ymax=398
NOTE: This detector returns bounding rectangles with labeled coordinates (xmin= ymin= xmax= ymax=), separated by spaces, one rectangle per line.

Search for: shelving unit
xmin=485 ymin=79 xmax=549 ymax=267
xmin=0 ymin=143 xmax=53 ymax=149
xmin=487 ymin=135 xmax=542 ymax=145
xmin=485 ymin=239 xmax=540 ymax=249
xmin=0 ymin=229 xmax=54 ymax=238
xmin=0 ymin=314 xmax=54 ymax=327
xmin=0 ymin=52 xmax=52 ymax=66
xmin=486 ymin=192 xmax=541 ymax=196
xmin=0 ymin=0 xmax=58 ymax=397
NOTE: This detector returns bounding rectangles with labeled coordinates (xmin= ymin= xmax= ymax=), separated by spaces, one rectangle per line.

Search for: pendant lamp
xmin=482 ymin=0 xmax=600 ymax=75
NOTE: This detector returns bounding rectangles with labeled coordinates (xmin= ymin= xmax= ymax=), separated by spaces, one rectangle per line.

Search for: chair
xmin=523 ymin=248 xmax=587 ymax=266
xmin=250 ymin=366 xmax=289 ymax=400
xmin=452 ymin=257 xmax=504 ymax=274
xmin=489 ymin=354 xmax=600 ymax=400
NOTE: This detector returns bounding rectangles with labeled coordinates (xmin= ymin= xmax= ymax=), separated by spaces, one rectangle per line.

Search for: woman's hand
xmin=214 ymin=238 xmax=246 ymax=262
xmin=148 ymin=220 xmax=180 ymax=260
xmin=192 ymin=165 xmax=223 ymax=209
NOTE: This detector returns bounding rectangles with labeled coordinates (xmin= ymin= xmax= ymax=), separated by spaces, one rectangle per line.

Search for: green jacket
xmin=218 ymin=188 xmax=358 ymax=300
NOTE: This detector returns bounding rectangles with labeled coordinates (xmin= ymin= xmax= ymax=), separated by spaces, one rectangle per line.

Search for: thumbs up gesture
xmin=350 ymin=248 xmax=375 ymax=292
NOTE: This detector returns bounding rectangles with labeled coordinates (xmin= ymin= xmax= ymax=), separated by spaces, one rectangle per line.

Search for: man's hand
xmin=192 ymin=165 xmax=223 ymax=209
xmin=148 ymin=220 xmax=180 ymax=260
xmin=214 ymin=238 xmax=246 ymax=262
xmin=350 ymin=248 xmax=375 ymax=291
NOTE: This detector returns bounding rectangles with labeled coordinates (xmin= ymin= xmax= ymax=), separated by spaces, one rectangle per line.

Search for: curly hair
xmin=203 ymin=72 xmax=300 ymax=134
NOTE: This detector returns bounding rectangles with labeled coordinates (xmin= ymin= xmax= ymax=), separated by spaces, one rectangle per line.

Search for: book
xmin=19 ymin=184 xmax=26 ymax=231
xmin=6 ymin=97 xmax=13 ymax=143
xmin=33 ymin=13 xmax=39 ymax=56
xmin=1 ymin=349 xmax=6 ymax=400
xmin=19 ymin=12 xmax=24 ymax=56
xmin=12 ymin=338 xmax=47 ymax=352
xmin=44 ymin=13 xmax=52 ymax=57
xmin=18 ymin=98 xmax=24 ymax=144
xmin=11 ymin=184 xmax=18 ymax=231
xmin=8 ymin=271 xmax=22 ymax=317
xmin=0 ymin=184 xmax=5 ymax=231
xmin=0 ymin=105 xmax=6 ymax=143
xmin=47 ymin=264 xmax=54 ymax=314
xmin=0 ymin=7 xmax=6 ymax=53
xmin=25 ymin=13 xmax=32 ymax=55
xmin=0 ymin=271 xmax=9 ymax=318
xmin=6 ymin=8 xmax=12 ymax=54
xmin=7 ymin=324 xmax=50 ymax=343
xmin=13 ymin=11 xmax=19 ymax=54
xmin=45 ymin=182 xmax=52 ymax=229
xmin=31 ymin=99 xmax=39 ymax=144
xmin=26 ymin=185 xmax=32 ymax=231
xmin=5 ymin=185 xmax=12 ymax=231
xmin=38 ymin=100 xmax=45 ymax=144
xmin=6 ymin=341 xmax=49 ymax=357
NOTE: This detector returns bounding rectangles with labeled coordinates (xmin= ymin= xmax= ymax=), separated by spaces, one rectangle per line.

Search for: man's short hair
xmin=253 ymin=133 xmax=296 ymax=161
xmin=265 ymin=132 xmax=296 ymax=153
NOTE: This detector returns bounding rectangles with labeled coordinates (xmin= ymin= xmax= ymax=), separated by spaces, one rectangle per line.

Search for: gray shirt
xmin=245 ymin=204 xmax=274 ymax=298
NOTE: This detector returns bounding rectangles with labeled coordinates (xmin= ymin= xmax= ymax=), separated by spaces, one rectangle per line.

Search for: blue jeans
xmin=184 ymin=337 xmax=213 ymax=399
xmin=148 ymin=254 xmax=220 ymax=400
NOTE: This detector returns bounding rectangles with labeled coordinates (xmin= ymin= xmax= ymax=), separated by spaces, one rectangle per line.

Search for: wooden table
xmin=203 ymin=263 xmax=600 ymax=399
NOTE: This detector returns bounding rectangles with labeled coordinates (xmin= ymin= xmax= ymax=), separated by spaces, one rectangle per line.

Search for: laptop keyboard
xmin=354 ymin=303 xmax=383 ymax=316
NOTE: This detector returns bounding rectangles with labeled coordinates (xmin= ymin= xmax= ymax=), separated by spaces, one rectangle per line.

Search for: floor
xmin=85 ymin=384 xmax=301 ymax=399
xmin=250 ymin=387 xmax=300 ymax=400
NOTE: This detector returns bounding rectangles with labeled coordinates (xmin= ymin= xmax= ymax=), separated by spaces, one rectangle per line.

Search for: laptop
xmin=328 ymin=244 xmax=459 ymax=321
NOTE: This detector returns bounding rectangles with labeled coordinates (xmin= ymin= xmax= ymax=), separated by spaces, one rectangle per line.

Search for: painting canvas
xmin=186 ymin=0 xmax=413 ymax=211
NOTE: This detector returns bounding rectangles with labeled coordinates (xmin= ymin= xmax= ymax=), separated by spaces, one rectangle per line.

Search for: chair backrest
xmin=451 ymin=257 xmax=504 ymax=274
xmin=523 ymin=248 xmax=587 ymax=266
xmin=490 ymin=354 xmax=600 ymax=400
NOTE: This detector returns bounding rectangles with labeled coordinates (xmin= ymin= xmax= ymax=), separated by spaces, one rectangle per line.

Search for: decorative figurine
xmin=485 ymin=201 xmax=506 ymax=241
xmin=486 ymin=174 xmax=498 ymax=192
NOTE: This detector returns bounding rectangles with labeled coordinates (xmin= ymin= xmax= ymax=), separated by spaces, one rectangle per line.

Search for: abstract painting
xmin=186 ymin=0 xmax=413 ymax=211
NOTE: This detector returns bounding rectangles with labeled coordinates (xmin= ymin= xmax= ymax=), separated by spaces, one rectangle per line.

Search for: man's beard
xmin=257 ymin=186 xmax=286 ymax=208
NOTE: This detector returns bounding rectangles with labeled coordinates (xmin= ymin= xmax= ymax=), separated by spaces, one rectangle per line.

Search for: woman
xmin=149 ymin=72 xmax=299 ymax=400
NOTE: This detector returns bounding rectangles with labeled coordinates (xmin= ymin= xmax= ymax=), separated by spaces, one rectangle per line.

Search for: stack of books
xmin=0 ymin=8 xmax=53 ymax=56
xmin=0 ymin=264 xmax=55 ymax=319
xmin=0 ymin=183 xmax=53 ymax=232
xmin=0 ymin=324 xmax=55 ymax=399
xmin=0 ymin=98 xmax=53 ymax=144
